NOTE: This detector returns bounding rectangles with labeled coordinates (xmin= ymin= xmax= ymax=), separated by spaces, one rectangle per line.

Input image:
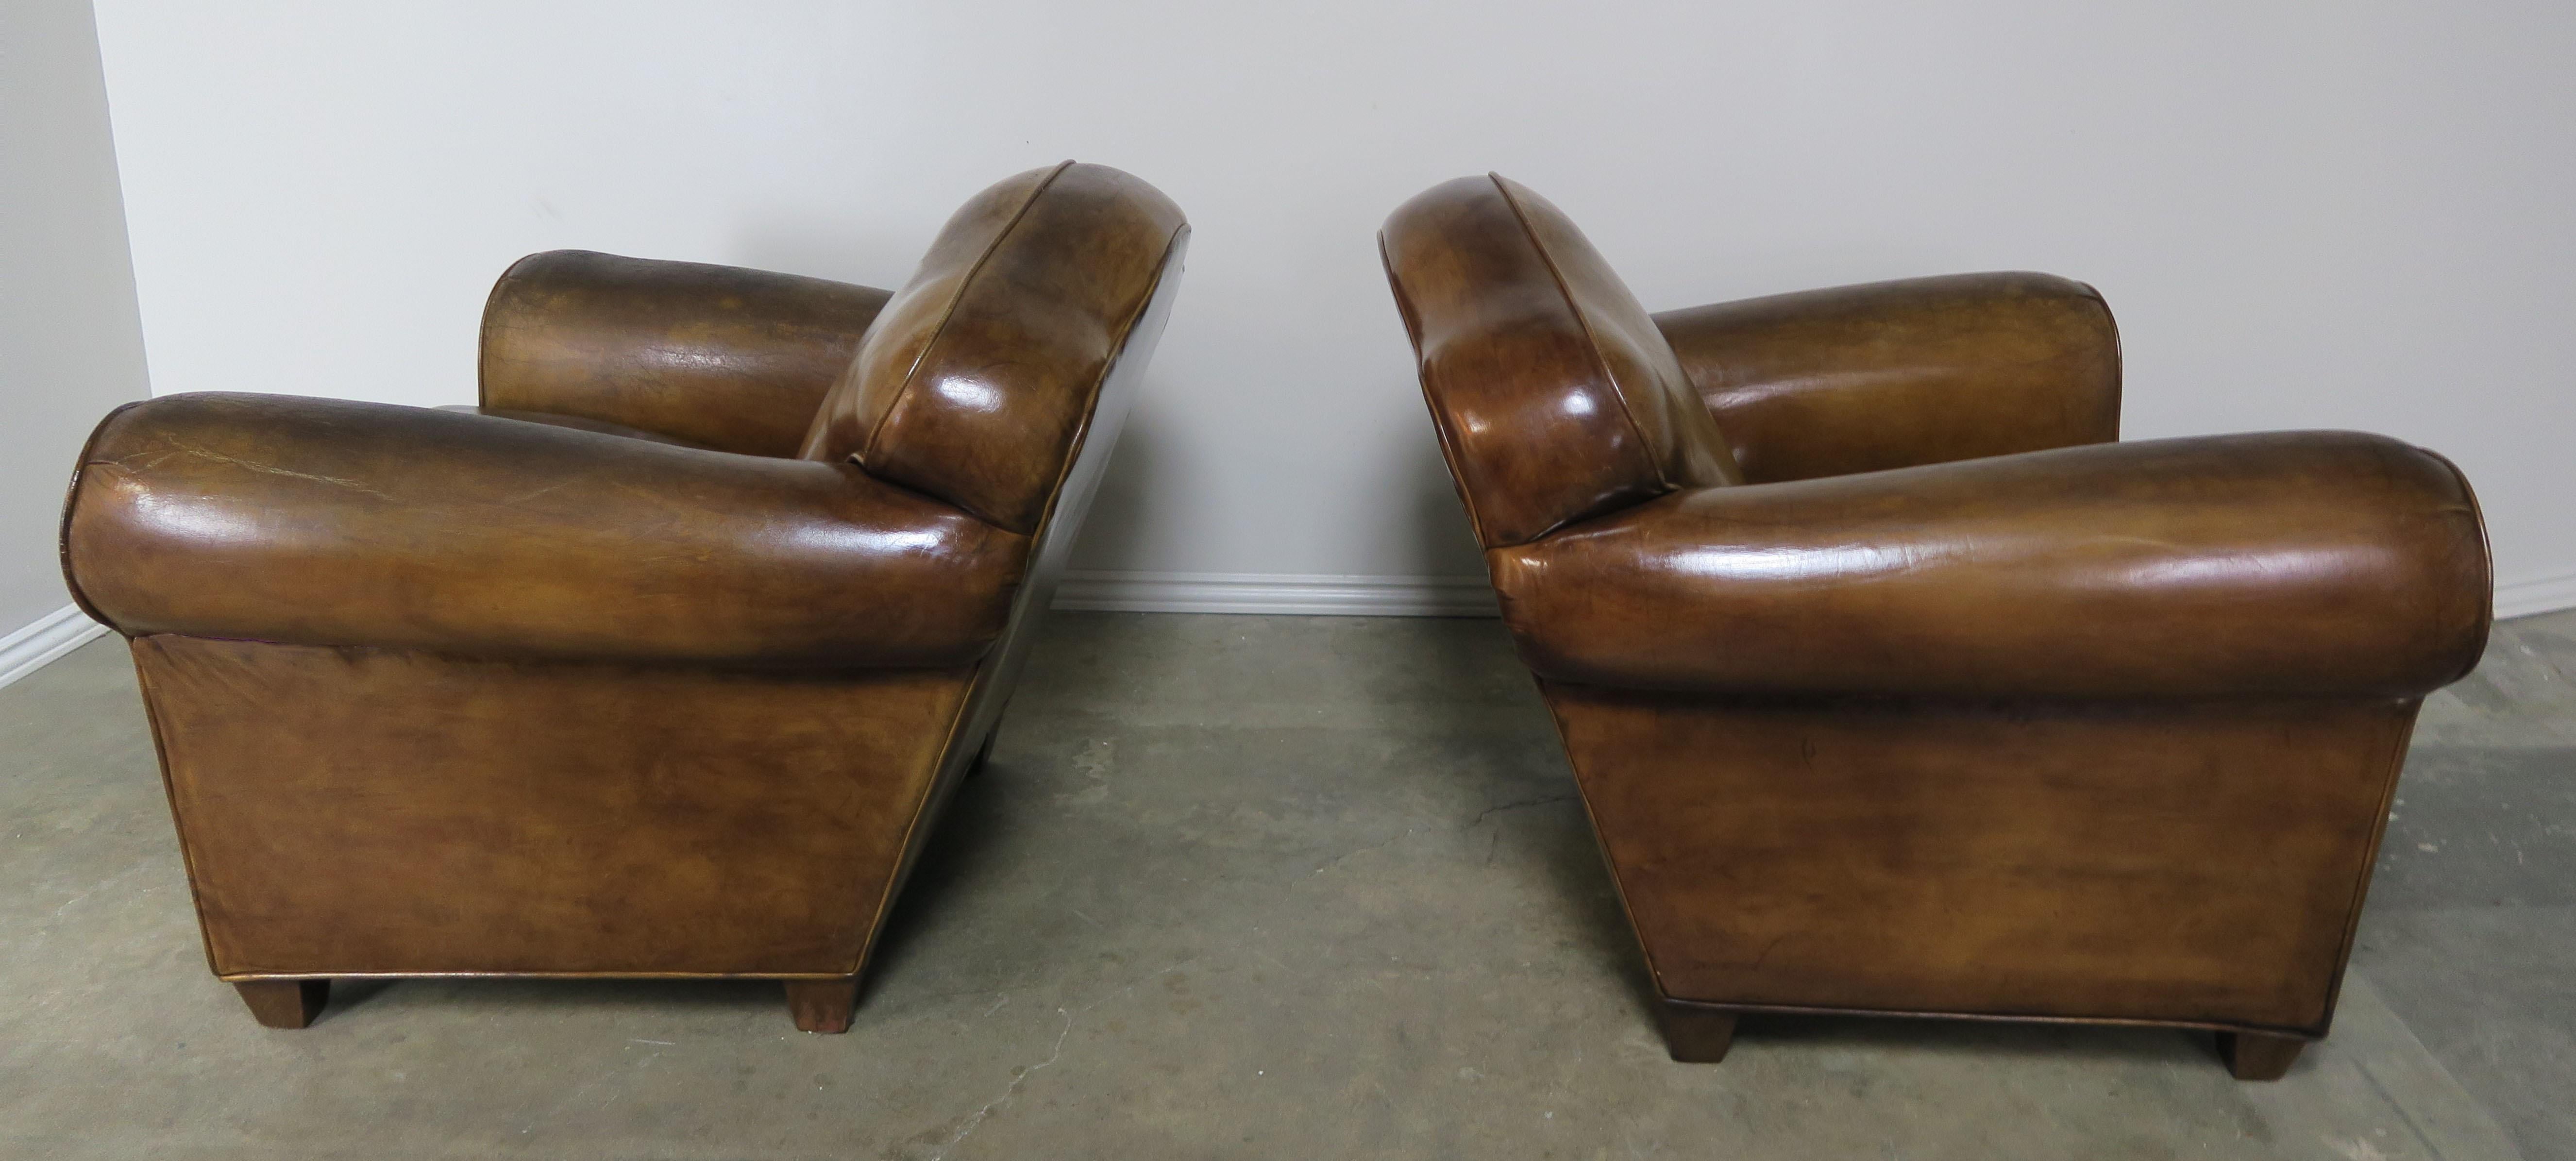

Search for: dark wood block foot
xmin=2218 ymin=1030 xmax=2307 ymax=1080
xmin=1654 ymin=999 xmax=1739 ymax=1063
xmin=234 ymin=979 xmax=329 ymax=1029
xmin=785 ymin=977 xmax=859 ymax=1034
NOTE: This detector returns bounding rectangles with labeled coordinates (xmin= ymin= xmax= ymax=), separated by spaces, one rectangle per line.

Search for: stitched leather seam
xmin=2073 ymin=279 xmax=2125 ymax=441
xmin=2311 ymin=703 xmax=2421 ymax=1037
xmin=1380 ymin=230 xmax=1499 ymax=550
xmin=475 ymin=251 xmax=557 ymax=410
xmin=843 ymin=668 xmax=981 ymax=978
xmin=2419 ymin=445 xmax=2496 ymax=685
xmin=59 ymin=397 xmax=152 ymax=633
xmin=1021 ymin=220 xmax=1188 ymax=537
xmin=847 ymin=209 xmax=1187 ymax=976
xmin=854 ymin=160 xmax=1076 ymax=472
xmin=1488 ymin=173 xmax=1674 ymax=497
xmin=128 ymin=639 xmax=233 ymax=976
xmin=1532 ymin=681 xmax=1669 ymax=996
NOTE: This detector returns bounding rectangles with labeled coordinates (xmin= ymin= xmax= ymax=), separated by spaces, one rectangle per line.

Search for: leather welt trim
xmin=1487 ymin=173 xmax=1673 ymax=502
xmin=854 ymin=160 xmax=1077 ymax=471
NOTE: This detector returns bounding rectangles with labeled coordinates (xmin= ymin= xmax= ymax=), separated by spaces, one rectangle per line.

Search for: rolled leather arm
xmin=63 ymin=393 xmax=1028 ymax=670
xmin=481 ymin=250 xmax=894 ymax=457
xmin=1652 ymin=272 xmax=2121 ymax=484
xmin=1487 ymin=431 xmax=2490 ymax=700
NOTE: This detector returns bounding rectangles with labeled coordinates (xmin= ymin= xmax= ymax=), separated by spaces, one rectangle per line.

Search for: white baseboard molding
xmin=2497 ymin=571 xmax=2576 ymax=620
xmin=1057 ymin=568 xmax=2576 ymax=621
xmin=1054 ymin=571 xmax=1499 ymax=617
xmin=0 ymin=604 xmax=109 ymax=691
xmin=5 ymin=567 xmax=2557 ymax=683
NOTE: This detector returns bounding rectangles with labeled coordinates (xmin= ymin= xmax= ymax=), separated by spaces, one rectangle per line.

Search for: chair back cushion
xmin=802 ymin=162 xmax=1187 ymax=534
xmin=1381 ymin=174 xmax=1740 ymax=547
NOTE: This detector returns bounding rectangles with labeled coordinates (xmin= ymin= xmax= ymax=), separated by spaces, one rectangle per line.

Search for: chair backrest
xmin=802 ymin=162 xmax=1189 ymax=536
xmin=1381 ymin=174 xmax=1740 ymax=548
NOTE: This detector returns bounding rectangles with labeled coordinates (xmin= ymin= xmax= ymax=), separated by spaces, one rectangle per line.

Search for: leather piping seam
xmin=2419 ymin=445 xmax=2496 ymax=685
xmin=474 ymin=250 xmax=563 ymax=410
xmin=1487 ymin=173 xmax=1674 ymax=502
xmin=2073 ymin=278 xmax=2126 ymax=441
xmin=1532 ymin=679 xmax=1667 ymax=996
xmin=842 ymin=666 xmax=981 ymax=977
xmin=842 ymin=214 xmax=1188 ymax=979
xmin=1380 ymin=230 xmax=1500 ymax=550
xmin=58 ymin=398 xmax=152 ymax=632
xmin=219 ymin=971 xmax=867 ymax=981
xmin=1658 ymin=995 xmax=2325 ymax=1040
xmin=115 ymin=632 xmax=1011 ymax=678
xmin=128 ymin=640 xmax=229 ymax=976
xmin=1020 ymin=222 xmax=1187 ymax=542
xmin=2309 ymin=700 xmax=2420 ymax=1038
xmin=852 ymin=160 xmax=1076 ymax=484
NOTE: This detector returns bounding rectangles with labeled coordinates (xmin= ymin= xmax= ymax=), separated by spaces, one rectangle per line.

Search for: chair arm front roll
xmin=63 ymin=393 xmax=1029 ymax=670
xmin=1488 ymin=431 xmax=2491 ymax=700
xmin=481 ymin=250 xmax=894 ymax=457
xmin=1652 ymin=272 xmax=2121 ymax=483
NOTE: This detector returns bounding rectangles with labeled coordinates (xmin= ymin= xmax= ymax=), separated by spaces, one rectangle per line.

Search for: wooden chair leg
xmin=234 ymin=979 xmax=329 ymax=1029
xmin=1654 ymin=999 xmax=1740 ymax=1063
xmin=785 ymin=977 xmax=860 ymax=1034
xmin=2218 ymin=1030 xmax=2307 ymax=1080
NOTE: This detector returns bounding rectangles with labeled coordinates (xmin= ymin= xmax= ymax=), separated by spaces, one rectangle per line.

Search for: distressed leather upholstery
xmin=62 ymin=162 xmax=1188 ymax=1033
xmin=1381 ymin=173 xmax=2492 ymax=1079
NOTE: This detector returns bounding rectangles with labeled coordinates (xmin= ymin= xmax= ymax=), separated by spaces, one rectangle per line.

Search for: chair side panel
xmin=136 ymin=635 xmax=971 ymax=978
xmin=1542 ymin=684 xmax=2418 ymax=1033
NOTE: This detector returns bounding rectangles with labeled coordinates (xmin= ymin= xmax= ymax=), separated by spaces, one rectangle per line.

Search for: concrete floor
xmin=2 ymin=610 xmax=2570 ymax=1160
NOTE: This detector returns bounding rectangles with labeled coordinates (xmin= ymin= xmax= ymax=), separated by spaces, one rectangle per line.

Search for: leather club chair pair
xmin=60 ymin=161 xmax=1186 ymax=1035
xmin=1381 ymin=174 xmax=2492 ymax=1080
xmin=64 ymin=163 xmax=2490 ymax=1083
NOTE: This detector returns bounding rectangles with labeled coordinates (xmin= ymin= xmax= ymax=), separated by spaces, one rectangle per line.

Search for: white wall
xmin=92 ymin=1 xmax=2576 ymax=612
xmin=0 ymin=0 xmax=148 ymax=680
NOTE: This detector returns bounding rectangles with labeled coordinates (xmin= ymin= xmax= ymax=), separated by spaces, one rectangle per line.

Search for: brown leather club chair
xmin=61 ymin=162 xmax=1186 ymax=1033
xmin=1380 ymin=174 xmax=2491 ymax=1080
